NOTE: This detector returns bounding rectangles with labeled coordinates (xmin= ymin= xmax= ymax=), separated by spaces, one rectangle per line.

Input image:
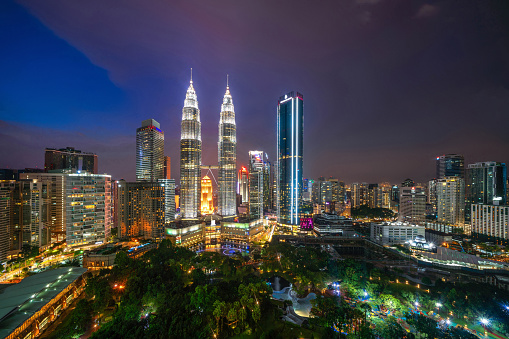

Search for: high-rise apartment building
xmin=399 ymin=186 xmax=426 ymax=225
xmin=437 ymin=177 xmax=465 ymax=226
xmin=465 ymin=162 xmax=507 ymax=221
xmin=471 ymin=204 xmax=508 ymax=244
xmin=0 ymin=186 xmax=11 ymax=261
xmin=218 ymin=80 xmax=237 ymax=217
xmin=116 ymin=180 xmax=165 ymax=239
xmin=351 ymin=183 xmax=369 ymax=208
xmin=136 ymin=119 xmax=164 ymax=182
xmin=277 ymin=92 xmax=303 ymax=230
xmin=180 ymin=75 xmax=202 ymax=219
xmin=164 ymin=156 xmax=171 ymax=179
xmin=45 ymin=147 xmax=98 ymax=174
xmin=436 ymin=154 xmax=464 ymax=179
xmin=2 ymin=179 xmax=51 ymax=250
xmin=22 ymin=172 xmax=111 ymax=245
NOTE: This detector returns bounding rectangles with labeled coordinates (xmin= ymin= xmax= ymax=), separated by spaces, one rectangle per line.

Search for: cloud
xmin=355 ymin=0 xmax=381 ymax=4
xmin=416 ymin=4 xmax=439 ymax=18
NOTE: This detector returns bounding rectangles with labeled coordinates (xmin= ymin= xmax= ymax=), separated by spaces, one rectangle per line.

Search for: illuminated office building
xmin=238 ymin=167 xmax=249 ymax=205
xmin=437 ymin=177 xmax=465 ymax=226
xmin=22 ymin=172 xmax=111 ymax=246
xmin=249 ymin=151 xmax=265 ymax=219
xmin=136 ymin=119 xmax=164 ymax=182
xmin=218 ymin=79 xmax=237 ymax=217
xmin=164 ymin=156 xmax=171 ymax=179
xmin=158 ymin=178 xmax=176 ymax=223
xmin=180 ymin=73 xmax=202 ymax=219
xmin=277 ymin=91 xmax=303 ymax=230
xmin=201 ymin=176 xmax=214 ymax=215
xmin=116 ymin=180 xmax=165 ymax=239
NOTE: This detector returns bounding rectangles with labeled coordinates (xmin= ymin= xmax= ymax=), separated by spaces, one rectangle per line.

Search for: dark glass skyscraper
xmin=277 ymin=92 xmax=303 ymax=231
xmin=45 ymin=147 xmax=98 ymax=174
xmin=436 ymin=154 xmax=465 ymax=179
xmin=136 ymin=119 xmax=164 ymax=182
xmin=218 ymin=80 xmax=237 ymax=217
xmin=180 ymin=75 xmax=202 ymax=219
xmin=465 ymin=161 xmax=507 ymax=221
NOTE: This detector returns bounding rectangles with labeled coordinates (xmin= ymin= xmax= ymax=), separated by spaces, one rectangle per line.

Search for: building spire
xmin=190 ymin=68 xmax=193 ymax=84
xmin=226 ymin=74 xmax=229 ymax=88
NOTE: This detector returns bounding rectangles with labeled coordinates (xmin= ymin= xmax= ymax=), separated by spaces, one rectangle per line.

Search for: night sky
xmin=1 ymin=0 xmax=509 ymax=184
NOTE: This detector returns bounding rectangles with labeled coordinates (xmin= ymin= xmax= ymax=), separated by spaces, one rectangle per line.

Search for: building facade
xmin=21 ymin=172 xmax=111 ymax=246
xmin=471 ymin=204 xmax=508 ymax=244
xmin=437 ymin=177 xmax=465 ymax=226
xmin=238 ymin=167 xmax=249 ymax=205
xmin=45 ymin=147 xmax=98 ymax=174
xmin=436 ymin=154 xmax=464 ymax=179
xmin=180 ymin=77 xmax=202 ymax=219
xmin=136 ymin=119 xmax=164 ymax=182
xmin=277 ymin=92 xmax=304 ymax=231
xmin=116 ymin=180 xmax=165 ymax=239
xmin=399 ymin=186 xmax=426 ymax=225
xmin=248 ymin=151 xmax=265 ymax=219
xmin=466 ymin=162 xmax=507 ymax=221
xmin=201 ymin=175 xmax=214 ymax=215
xmin=218 ymin=81 xmax=237 ymax=217
xmin=370 ymin=221 xmax=425 ymax=246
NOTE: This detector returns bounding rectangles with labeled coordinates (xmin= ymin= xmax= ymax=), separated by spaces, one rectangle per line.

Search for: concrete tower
xmin=180 ymin=70 xmax=202 ymax=219
xmin=218 ymin=76 xmax=237 ymax=217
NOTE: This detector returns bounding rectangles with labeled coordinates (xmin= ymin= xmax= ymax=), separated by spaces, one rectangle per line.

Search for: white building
xmin=399 ymin=186 xmax=426 ymax=225
xmin=471 ymin=204 xmax=508 ymax=242
xmin=370 ymin=221 xmax=425 ymax=246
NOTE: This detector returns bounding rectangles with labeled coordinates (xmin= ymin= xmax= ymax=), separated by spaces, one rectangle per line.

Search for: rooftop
xmin=0 ymin=267 xmax=87 ymax=338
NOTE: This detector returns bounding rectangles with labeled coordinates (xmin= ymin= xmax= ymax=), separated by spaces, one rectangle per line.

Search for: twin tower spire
xmin=180 ymin=70 xmax=237 ymax=219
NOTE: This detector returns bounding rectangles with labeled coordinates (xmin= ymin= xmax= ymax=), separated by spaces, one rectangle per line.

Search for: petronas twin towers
xmin=180 ymin=71 xmax=237 ymax=219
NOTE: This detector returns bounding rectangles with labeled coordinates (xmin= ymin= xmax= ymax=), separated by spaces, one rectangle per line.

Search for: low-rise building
xmin=425 ymin=229 xmax=453 ymax=246
xmin=370 ymin=221 xmax=425 ymax=246
xmin=0 ymin=267 xmax=88 ymax=339
xmin=313 ymin=214 xmax=356 ymax=237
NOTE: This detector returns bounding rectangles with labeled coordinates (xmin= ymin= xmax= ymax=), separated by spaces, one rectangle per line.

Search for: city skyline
xmin=2 ymin=1 xmax=509 ymax=184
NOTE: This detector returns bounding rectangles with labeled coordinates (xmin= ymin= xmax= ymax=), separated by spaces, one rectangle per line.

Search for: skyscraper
xmin=164 ymin=156 xmax=171 ymax=179
xmin=436 ymin=154 xmax=465 ymax=179
xmin=180 ymin=72 xmax=202 ymax=219
xmin=136 ymin=119 xmax=164 ymax=182
xmin=277 ymin=92 xmax=303 ymax=231
xmin=238 ymin=167 xmax=249 ymax=205
xmin=22 ymin=172 xmax=111 ymax=245
xmin=437 ymin=177 xmax=465 ymax=226
xmin=248 ymin=151 xmax=265 ymax=219
xmin=45 ymin=147 xmax=98 ymax=174
xmin=465 ymin=161 xmax=507 ymax=221
xmin=218 ymin=78 xmax=237 ymax=217
xmin=116 ymin=180 xmax=165 ymax=239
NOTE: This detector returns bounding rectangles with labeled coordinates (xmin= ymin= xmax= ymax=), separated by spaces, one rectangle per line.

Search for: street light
xmin=480 ymin=318 xmax=489 ymax=337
